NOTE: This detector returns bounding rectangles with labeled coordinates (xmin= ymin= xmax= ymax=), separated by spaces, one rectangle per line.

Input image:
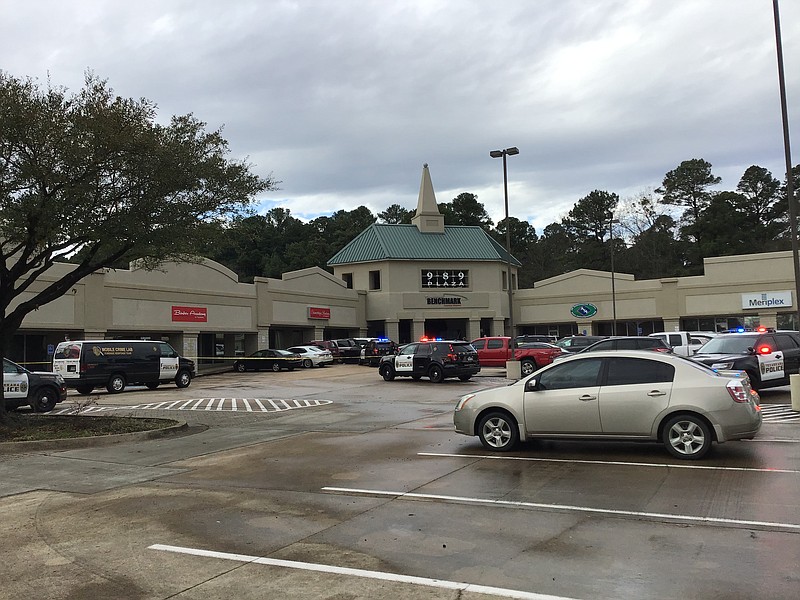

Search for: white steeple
xmin=411 ymin=163 xmax=444 ymax=233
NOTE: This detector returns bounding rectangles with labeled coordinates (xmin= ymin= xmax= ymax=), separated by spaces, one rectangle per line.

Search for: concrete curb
xmin=0 ymin=418 xmax=189 ymax=454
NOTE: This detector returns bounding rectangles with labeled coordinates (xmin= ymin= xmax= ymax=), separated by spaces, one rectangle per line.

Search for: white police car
xmin=3 ymin=358 xmax=68 ymax=412
xmin=691 ymin=328 xmax=800 ymax=391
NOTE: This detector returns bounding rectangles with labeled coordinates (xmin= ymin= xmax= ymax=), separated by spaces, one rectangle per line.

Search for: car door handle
xmin=578 ymin=395 xmax=597 ymax=402
xmin=647 ymin=390 xmax=667 ymax=397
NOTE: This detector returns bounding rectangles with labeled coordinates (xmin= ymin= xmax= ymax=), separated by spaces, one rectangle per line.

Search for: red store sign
xmin=172 ymin=305 xmax=208 ymax=322
xmin=308 ymin=307 xmax=331 ymax=320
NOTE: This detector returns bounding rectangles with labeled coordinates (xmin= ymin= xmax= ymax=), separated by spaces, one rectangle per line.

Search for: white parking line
xmin=148 ymin=543 xmax=579 ymax=600
xmin=321 ymin=487 xmax=800 ymax=532
xmin=417 ymin=452 xmax=800 ymax=474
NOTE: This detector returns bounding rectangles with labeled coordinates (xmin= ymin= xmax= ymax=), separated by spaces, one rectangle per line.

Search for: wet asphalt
xmin=1 ymin=365 xmax=799 ymax=600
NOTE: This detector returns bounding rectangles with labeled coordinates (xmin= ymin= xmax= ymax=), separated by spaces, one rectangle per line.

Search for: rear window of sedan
xmin=605 ymin=357 xmax=674 ymax=385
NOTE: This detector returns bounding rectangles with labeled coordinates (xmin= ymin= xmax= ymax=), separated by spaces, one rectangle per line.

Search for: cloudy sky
xmin=2 ymin=1 xmax=798 ymax=232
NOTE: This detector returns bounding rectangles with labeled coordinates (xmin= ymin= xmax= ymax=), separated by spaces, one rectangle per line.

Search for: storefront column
xmin=83 ymin=329 xmax=107 ymax=340
xmin=663 ymin=318 xmax=681 ymax=332
xmin=386 ymin=320 xmax=400 ymax=343
xmin=180 ymin=332 xmax=199 ymax=364
xmin=313 ymin=326 xmax=325 ymax=340
xmin=493 ymin=318 xmax=505 ymax=337
xmin=412 ymin=319 xmax=425 ymax=342
xmin=468 ymin=319 xmax=481 ymax=341
xmin=759 ymin=312 xmax=778 ymax=329
xmin=575 ymin=320 xmax=593 ymax=336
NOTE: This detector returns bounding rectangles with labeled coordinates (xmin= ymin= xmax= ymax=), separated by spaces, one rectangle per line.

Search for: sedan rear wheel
xmin=302 ymin=358 xmax=313 ymax=369
xmin=271 ymin=362 xmax=281 ymax=372
xmin=478 ymin=411 xmax=519 ymax=451
xmin=663 ymin=414 xmax=712 ymax=460
xmin=520 ymin=359 xmax=536 ymax=376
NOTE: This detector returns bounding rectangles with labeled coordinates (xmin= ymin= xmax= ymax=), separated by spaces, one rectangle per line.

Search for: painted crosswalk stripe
xmin=760 ymin=404 xmax=800 ymax=423
xmin=51 ymin=398 xmax=332 ymax=414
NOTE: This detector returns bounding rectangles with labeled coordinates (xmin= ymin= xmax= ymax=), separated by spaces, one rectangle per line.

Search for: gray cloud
xmin=2 ymin=0 xmax=797 ymax=232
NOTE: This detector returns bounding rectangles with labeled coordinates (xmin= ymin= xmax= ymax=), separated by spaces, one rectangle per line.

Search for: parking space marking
xmin=321 ymin=487 xmax=800 ymax=533
xmin=417 ymin=452 xmax=800 ymax=474
xmin=50 ymin=398 xmax=332 ymax=414
xmin=760 ymin=404 xmax=800 ymax=423
xmin=149 ymin=543 xmax=579 ymax=600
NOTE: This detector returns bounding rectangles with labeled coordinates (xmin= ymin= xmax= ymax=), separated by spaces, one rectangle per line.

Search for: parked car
xmin=3 ymin=357 xmax=67 ymax=412
xmin=360 ymin=339 xmax=399 ymax=366
xmin=470 ymin=336 xmax=562 ymax=376
xmin=691 ymin=328 xmax=800 ymax=391
xmin=286 ymin=345 xmax=334 ymax=368
xmin=554 ymin=335 xmax=607 ymax=353
xmin=310 ymin=340 xmax=343 ymax=363
xmin=233 ymin=349 xmax=301 ymax=372
xmin=648 ymin=331 xmax=717 ymax=356
xmin=334 ymin=338 xmax=362 ymax=363
xmin=378 ymin=340 xmax=480 ymax=383
xmin=575 ymin=336 xmax=672 ymax=353
xmin=453 ymin=350 xmax=762 ymax=459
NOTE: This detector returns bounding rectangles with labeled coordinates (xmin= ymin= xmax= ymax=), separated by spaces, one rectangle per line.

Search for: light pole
xmin=490 ymin=147 xmax=519 ymax=343
xmin=773 ymin=0 xmax=799 ymax=329
xmin=609 ymin=217 xmax=619 ymax=335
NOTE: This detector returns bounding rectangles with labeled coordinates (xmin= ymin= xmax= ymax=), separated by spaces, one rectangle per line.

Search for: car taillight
xmin=726 ymin=381 xmax=750 ymax=403
xmin=445 ymin=353 xmax=457 ymax=363
xmin=654 ymin=347 xmax=671 ymax=353
xmin=758 ymin=346 xmax=772 ymax=354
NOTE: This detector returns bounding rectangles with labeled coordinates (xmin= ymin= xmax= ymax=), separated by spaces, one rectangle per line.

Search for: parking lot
xmin=2 ymin=364 xmax=799 ymax=599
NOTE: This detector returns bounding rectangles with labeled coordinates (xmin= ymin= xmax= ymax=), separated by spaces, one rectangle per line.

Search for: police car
xmin=3 ymin=358 xmax=67 ymax=412
xmin=691 ymin=328 xmax=800 ymax=391
xmin=378 ymin=339 xmax=480 ymax=383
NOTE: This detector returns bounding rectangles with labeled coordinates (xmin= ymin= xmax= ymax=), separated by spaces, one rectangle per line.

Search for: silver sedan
xmin=454 ymin=350 xmax=762 ymax=460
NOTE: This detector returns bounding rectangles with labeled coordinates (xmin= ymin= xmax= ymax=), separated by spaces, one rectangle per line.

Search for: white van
xmin=53 ymin=340 xmax=195 ymax=394
xmin=648 ymin=331 xmax=716 ymax=356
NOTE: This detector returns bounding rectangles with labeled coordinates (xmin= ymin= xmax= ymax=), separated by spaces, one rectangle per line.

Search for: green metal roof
xmin=327 ymin=224 xmax=522 ymax=267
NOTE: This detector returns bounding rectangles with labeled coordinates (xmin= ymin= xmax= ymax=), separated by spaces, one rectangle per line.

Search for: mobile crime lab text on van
xmin=52 ymin=340 xmax=195 ymax=394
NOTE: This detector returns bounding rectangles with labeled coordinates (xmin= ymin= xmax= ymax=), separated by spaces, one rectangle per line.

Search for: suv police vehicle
xmin=378 ymin=339 xmax=480 ymax=383
xmin=3 ymin=358 xmax=67 ymax=412
xmin=691 ymin=328 xmax=800 ymax=391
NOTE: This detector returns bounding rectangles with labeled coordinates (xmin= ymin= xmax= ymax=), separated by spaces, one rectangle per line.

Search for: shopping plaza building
xmin=11 ymin=165 xmax=800 ymax=371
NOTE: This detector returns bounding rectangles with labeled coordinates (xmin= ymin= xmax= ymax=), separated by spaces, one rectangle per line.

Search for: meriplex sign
xmin=741 ymin=291 xmax=792 ymax=310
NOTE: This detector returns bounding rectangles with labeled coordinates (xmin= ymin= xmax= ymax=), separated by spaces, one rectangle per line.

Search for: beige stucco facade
xmin=513 ymin=251 xmax=798 ymax=337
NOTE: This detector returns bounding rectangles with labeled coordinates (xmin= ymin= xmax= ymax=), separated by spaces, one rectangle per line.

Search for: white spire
xmin=411 ymin=163 xmax=444 ymax=233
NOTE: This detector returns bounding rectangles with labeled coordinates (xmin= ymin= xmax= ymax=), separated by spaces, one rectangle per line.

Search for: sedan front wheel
xmin=477 ymin=411 xmax=519 ymax=451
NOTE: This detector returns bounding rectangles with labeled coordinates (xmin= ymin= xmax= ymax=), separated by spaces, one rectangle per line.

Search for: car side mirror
xmin=525 ymin=378 xmax=539 ymax=392
xmin=747 ymin=347 xmax=756 ymax=355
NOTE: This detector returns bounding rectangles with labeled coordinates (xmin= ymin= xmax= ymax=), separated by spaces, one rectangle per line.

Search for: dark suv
xmin=361 ymin=339 xmax=399 ymax=366
xmin=555 ymin=335 xmax=607 ymax=353
xmin=378 ymin=340 xmax=480 ymax=383
xmin=691 ymin=329 xmax=800 ymax=391
xmin=334 ymin=338 xmax=362 ymax=363
xmin=578 ymin=336 xmax=672 ymax=353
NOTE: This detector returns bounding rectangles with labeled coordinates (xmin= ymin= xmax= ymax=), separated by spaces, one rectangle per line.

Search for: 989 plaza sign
xmin=422 ymin=269 xmax=468 ymax=288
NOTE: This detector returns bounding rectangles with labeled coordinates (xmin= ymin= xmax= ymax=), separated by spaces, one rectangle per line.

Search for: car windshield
xmin=696 ymin=336 xmax=757 ymax=354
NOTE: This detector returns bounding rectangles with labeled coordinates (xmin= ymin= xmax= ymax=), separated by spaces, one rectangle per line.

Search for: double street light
xmin=490 ymin=147 xmax=519 ymax=341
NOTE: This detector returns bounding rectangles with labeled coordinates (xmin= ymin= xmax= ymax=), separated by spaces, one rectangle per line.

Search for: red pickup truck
xmin=470 ymin=336 xmax=562 ymax=376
